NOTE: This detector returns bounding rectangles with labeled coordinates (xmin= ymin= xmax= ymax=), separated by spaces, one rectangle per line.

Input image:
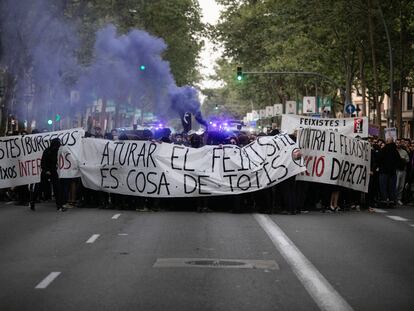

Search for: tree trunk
xmin=345 ymin=60 xmax=353 ymax=115
xmin=0 ymin=73 xmax=16 ymax=135
xmin=397 ymin=0 xmax=404 ymax=137
xmin=359 ymin=48 xmax=367 ymax=118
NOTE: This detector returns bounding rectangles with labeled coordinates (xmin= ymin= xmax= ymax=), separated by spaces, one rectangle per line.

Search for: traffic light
xmin=139 ymin=65 xmax=146 ymax=71
xmin=236 ymin=66 xmax=243 ymax=81
xmin=55 ymin=114 xmax=61 ymax=122
xmin=215 ymin=104 xmax=218 ymax=110
xmin=47 ymin=119 xmax=53 ymax=125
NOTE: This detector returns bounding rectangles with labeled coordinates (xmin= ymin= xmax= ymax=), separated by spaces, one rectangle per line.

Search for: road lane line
xmin=86 ymin=234 xmax=100 ymax=243
xmin=410 ymin=224 xmax=414 ymax=227
xmin=35 ymin=272 xmax=61 ymax=289
xmin=386 ymin=215 xmax=409 ymax=221
xmin=118 ymin=233 xmax=128 ymax=236
xmin=372 ymin=208 xmax=388 ymax=213
xmin=254 ymin=214 xmax=353 ymax=311
xmin=112 ymin=213 xmax=121 ymax=219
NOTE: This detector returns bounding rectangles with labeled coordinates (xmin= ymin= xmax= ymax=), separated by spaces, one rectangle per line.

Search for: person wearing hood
xmin=30 ymin=138 xmax=65 ymax=212
xmin=378 ymin=137 xmax=401 ymax=206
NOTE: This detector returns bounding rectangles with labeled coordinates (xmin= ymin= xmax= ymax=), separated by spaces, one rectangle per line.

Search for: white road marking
xmin=372 ymin=208 xmax=388 ymax=213
xmin=118 ymin=233 xmax=128 ymax=236
xmin=112 ymin=213 xmax=121 ymax=219
xmin=386 ymin=215 xmax=409 ymax=221
xmin=35 ymin=272 xmax=61 ymax=289
xmin=254 ymin=214 xmax=353 ymax=311
xmin=86 ymin=234 xmax=100 ymax=243
xmin=5 ymin=201 xmax=14 ymax=205
xmin=410 ymin=224 xmax=414 ymax=227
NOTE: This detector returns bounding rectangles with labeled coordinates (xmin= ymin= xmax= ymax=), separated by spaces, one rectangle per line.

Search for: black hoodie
xmin=41 ymin=139 xmax=61 ymax=173
xmin=378 ymin=142 xmax=401 ymax=174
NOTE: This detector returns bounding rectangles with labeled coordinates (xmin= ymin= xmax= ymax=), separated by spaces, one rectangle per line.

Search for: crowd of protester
xmin=2 ymin=126 xmax=414 ymax=214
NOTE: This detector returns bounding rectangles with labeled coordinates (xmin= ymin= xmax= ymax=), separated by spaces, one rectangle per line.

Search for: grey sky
xmin=198 ymin=0 xmax=223 ymax=89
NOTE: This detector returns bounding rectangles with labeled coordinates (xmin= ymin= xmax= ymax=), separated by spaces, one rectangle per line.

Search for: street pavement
xmin=0 ymin=202 xmax=413 ymax=311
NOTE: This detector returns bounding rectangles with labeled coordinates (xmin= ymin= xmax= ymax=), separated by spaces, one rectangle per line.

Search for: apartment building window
xmin=408 ymin=91 xmax=413 ymax=111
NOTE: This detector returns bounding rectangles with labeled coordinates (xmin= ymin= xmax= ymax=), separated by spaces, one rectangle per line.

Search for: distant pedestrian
xmin=396 ymin=139 xmax=409 ymax=205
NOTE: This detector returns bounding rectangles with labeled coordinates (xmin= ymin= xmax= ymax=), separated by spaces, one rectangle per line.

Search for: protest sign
xmin=384 ymin=127 xmax=397 ymax=141
xmin=0 ymin=128 xmax=84 ymax=189
xmin=281 ymin=114 xmax=369 ymax=138
xmin=296 ymin=128 xmax=371 ymax=192
xmin=79 ymin=133 xmax=306 ymax=198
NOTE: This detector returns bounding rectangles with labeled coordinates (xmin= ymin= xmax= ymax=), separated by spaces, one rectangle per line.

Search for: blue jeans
xmin=396 ymin=170 xmax=406 ymax=201
xmin=379 ymin=173 xmax=397 ymax=202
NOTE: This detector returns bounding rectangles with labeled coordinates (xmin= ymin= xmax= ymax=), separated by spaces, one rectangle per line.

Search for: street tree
xmin=212 ymin=0 xmax=414 ymax=126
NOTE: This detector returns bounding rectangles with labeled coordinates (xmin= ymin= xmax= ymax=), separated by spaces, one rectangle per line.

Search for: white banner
xmin=259 ymin=109 xmax=266 ymax=119
xmin=0 ymin=128 xmax=84 ymax=188
xmin=296 ymin=128 xmax=371 ymax=192
xmin=281 ymin=114 xmax=369 ymax=138
xmin=79 ymin=134 xmax=306 ymax=198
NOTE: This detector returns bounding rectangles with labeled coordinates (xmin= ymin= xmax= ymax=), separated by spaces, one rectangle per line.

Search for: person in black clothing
xmin=378 ymin=137 xmax=401 ymax=206
xmin=277 ymin=133 xmax=303 ymax=215
xmin=30 ymin=138 xmax=65 ymax=211
xmin=367 ymin=139 xmax=381 ymax=209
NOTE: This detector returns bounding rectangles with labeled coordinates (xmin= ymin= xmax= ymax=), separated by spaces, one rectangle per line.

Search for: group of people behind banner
xmin=2 ymin=126 xmax=414 ymax=214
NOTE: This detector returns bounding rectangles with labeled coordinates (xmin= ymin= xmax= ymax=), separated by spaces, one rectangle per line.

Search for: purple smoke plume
xmin=0 ymin=0 xmax=206 ymax=129
xmin=78 ymin=25 xmax=175 ymax=112
xmin=169 ymin=86 xmax=208 ymax=127
xmin=0 ymin=0 xmax=80 ymax=124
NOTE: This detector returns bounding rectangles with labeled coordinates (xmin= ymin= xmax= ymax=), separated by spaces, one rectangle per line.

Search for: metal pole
xmin=376 ymin=0 xmax=394 ymax=128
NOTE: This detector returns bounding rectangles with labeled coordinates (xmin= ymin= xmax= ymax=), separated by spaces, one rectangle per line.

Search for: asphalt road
xmin=0 ymin=202 xmax=413 ymax=311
